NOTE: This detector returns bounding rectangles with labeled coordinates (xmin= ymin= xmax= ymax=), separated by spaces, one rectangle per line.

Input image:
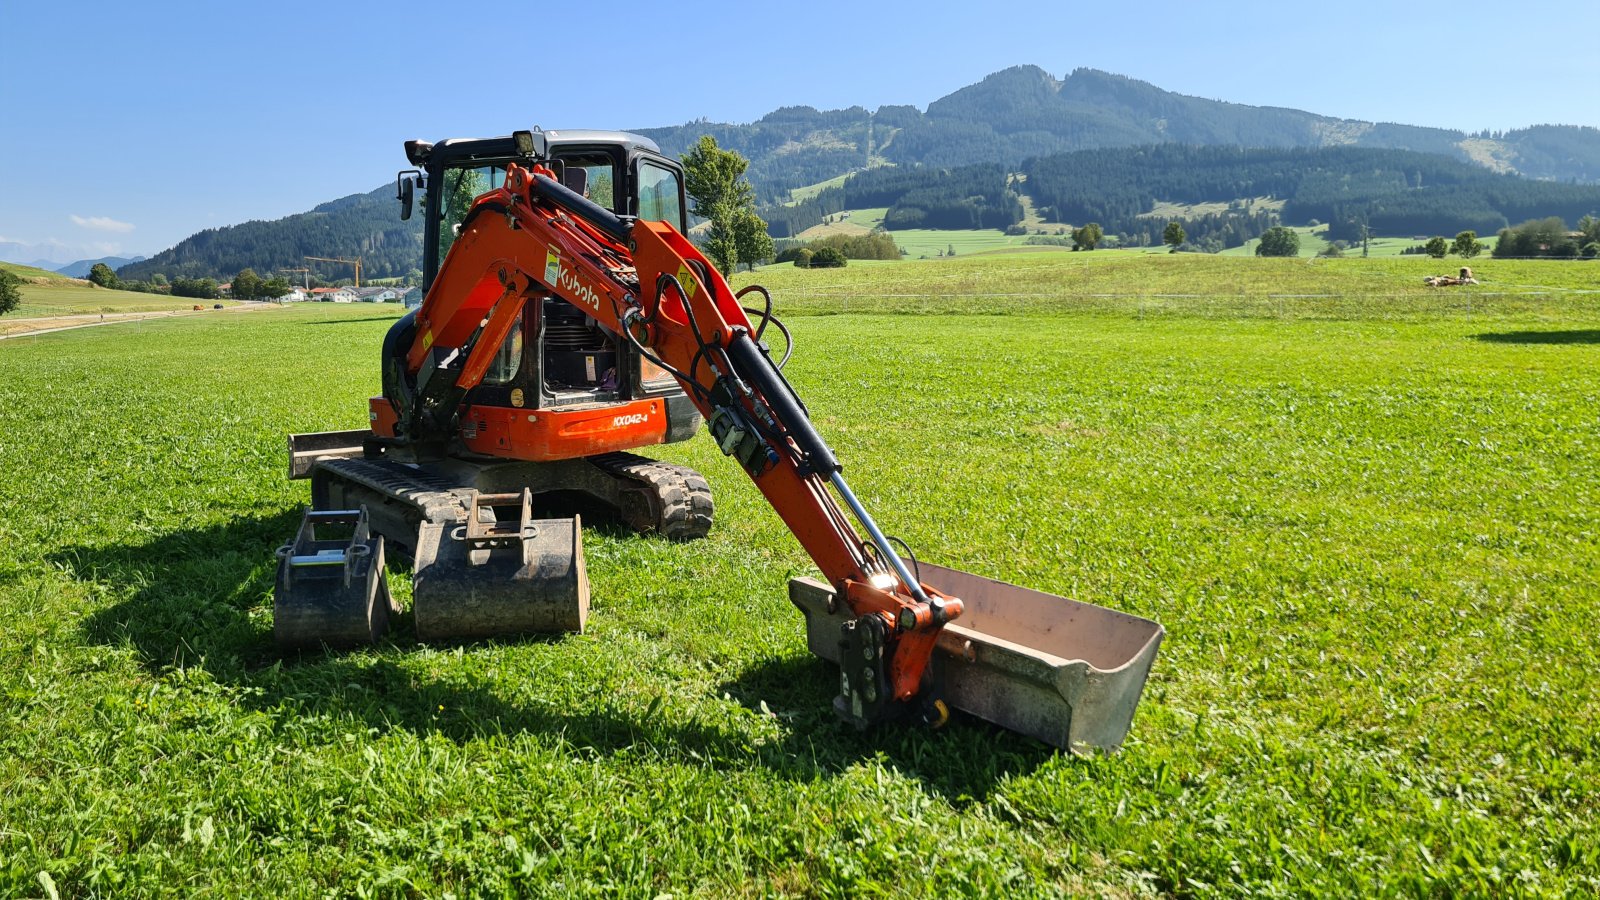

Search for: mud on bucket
xmin=411 ymin=490 xmax=590 ymax=641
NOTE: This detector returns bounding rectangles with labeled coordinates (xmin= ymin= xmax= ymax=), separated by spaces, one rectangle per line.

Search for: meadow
xmin=1 ymin=263 xmax=234 ymax=320
xmin=1 ymin=253 xmax=1597 ymax=896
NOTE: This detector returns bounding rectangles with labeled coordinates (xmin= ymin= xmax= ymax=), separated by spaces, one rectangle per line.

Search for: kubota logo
xmin=558 ymin=266 xmax=601 ymax=311
xmin=612 ymin=413 xmax=648 ymax=427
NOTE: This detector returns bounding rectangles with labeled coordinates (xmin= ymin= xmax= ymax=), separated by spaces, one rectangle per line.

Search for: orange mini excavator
xmin=278 ymin=129 xmax=1163 ymax=752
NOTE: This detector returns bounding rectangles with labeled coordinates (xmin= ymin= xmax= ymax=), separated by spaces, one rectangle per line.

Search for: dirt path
xmin=0 ymin=304 xmax=281 ymax=340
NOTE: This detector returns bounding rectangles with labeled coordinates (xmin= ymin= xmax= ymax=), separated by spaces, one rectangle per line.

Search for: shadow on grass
xmin=63 ymin=511 xmax=1052 ymax=799
xmin=1474 ymin=329 xmax=1600 ymax=345
xmin=301 ymin=315 xmax=406 ymax=326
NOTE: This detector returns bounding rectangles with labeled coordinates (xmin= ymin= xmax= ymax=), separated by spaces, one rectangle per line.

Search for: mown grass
xmin=8 ymin=282 xmax=229 ymax=318
xmin=2 ymin=256 xmax=1599 ymax=896
xmin=1 ymin=261 xmax=238 ymax=317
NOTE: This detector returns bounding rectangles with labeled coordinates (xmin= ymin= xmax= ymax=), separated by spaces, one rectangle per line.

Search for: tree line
xmin=1492 ymin=216 xmax=1600 ymax=258
xmin=1023 ymin=144 xmax=1600 ymax=246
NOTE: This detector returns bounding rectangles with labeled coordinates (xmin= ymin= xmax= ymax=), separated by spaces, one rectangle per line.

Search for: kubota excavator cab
xmin=378 ymin=130 xmax=704 ymax=467
xmin=282 ymin=130 xmax=714 ymax=646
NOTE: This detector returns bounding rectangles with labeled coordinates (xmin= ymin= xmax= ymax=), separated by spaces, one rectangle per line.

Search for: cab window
xmin=638 ymin=162 xmax=683 ymax=229
xmin=437 ymin=165 xmax=506 ymax=265
xmin=557 ymin=155 xmax=616 ymax=211
xmin=482 ymin=312 xmax=524 ymax=384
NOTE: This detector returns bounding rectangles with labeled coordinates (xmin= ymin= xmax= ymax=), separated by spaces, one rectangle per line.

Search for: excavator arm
xmin=399 ymin=162 xmax=960 ymax=723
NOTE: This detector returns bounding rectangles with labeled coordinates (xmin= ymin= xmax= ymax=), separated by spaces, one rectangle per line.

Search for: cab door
xmin=631 ymin=153 xmax=688 ymax=232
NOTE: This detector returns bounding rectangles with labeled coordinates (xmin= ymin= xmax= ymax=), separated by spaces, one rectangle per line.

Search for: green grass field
xmin=2 ymin=263 xmax=230 ymax=317
xmin=3 ymin=256 xmax=1599 ymax=896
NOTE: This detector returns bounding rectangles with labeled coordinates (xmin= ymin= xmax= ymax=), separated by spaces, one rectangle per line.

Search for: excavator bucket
xmin=274 ymin=507 xmax=399 ymax=649
xmin=789 ymin=562 xmax=1163 ymax=754
xmin=411 ymin=490 xmax=589 ymax=640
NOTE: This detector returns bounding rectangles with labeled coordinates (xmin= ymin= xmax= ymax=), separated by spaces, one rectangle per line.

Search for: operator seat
xmin=561 ymin=166 xmax=588 ymax=197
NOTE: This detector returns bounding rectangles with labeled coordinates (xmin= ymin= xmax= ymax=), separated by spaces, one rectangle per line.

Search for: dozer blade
xmin=789 ymin=562 xmax=1163 ymax=754
xmin=274 ymin=507 xmax=399 ymax=649
xmin=411 ymin=490 xmax=589 ymax=640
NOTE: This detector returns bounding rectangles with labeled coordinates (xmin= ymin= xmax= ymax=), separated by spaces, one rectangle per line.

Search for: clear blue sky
xmin=2 ymin=0 xmax=1595 ymax=263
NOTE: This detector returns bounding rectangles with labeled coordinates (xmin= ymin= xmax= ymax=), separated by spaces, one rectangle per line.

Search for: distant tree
xmin=88 ymin=262 xmax=119 ymax=289
xmin=1424 ymin=236 xmax=1450 ymax=259
xmin=405 ymin=269 xmax=422 ymax=288
xmin=1579 ymin=215 xmax=1600 ymax=245
xmin=1163 ymin=221 xmax=1186 ymax=252
xmin=0 ymin=269 xmax=21 ymax=316
xmin=1492 ymin=228 xmax=1518 ymax=258
xmin=792 ymin=248 xmax=814 ymax=268
xmin=683 ymin=136 xmax=767 ymax=275
xmin=1492 ymin=217 xmax=1575 ymax=258
xmin=702 ymin=209 xmax=741 ymax=275
xmin=810 ymin=246 xmax=847 ymax=268
xmin=151 ymin=273 xmax=168 ymax=287
xmin=1452 ymin=230 xmax=1483 ymax=259
xmin=260 ymin=276 xmax=292 ymax=299
xmin=1072 ymin=222 xmax=1103 ymax=251
xmin=232 ymin=268 xmax=263 ymax=300
xmin=171 ymin=276 xmax=220 ymax=299
xmin=1255 ymin=226 xmax=1301 ymax=257
xmin=947 ymin=243 xmax=956 ymax=257
xmin=733 ymin=206 xmax=774 ymax=270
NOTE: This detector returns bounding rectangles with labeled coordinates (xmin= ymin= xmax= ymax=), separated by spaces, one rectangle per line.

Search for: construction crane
xmin=279 ymin=267 xmax=311 ymax=290
xmin=305 ymin=255 xmax=363 ymax=288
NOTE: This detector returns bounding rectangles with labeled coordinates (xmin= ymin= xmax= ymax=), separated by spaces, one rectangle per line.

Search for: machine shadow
xmin=65 ymin=512 xmax=1053 ymax=799
xmin=302 ymin=315 xmax=406 ymax=326
xmin=1474 ymin=329 xmax=1600 ymax=345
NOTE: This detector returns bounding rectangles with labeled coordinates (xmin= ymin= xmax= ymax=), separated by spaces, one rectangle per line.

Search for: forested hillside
xmin=1024 ymin=145 xmax=1600 ymax=245
xmin=764 ymin=164 xmax=1021 ymax=237
xmin=638 ymin=65 xmax=1600 ymax=195
xmin=118 ymin=186 xmax=420 ymax=283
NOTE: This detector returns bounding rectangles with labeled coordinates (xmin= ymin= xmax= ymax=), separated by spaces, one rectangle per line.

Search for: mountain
xmin=0 ymin=242 xmax=58 ymax=267
xmin=114 ymin=64 xmax=1600 ymax=280
xmin=635 ymin=66 xmax=1600 ymax=199
xmin=55 ymin=255 xmax=146 ymax=278
xmin=117 ymin=185 xmax=421 ymax=284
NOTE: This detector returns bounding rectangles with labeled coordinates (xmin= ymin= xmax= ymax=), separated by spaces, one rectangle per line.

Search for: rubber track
xmin=590 ymin=452 xmax=715 ymax=541
xmin=313 ymin=458 xmax=471 ymax=523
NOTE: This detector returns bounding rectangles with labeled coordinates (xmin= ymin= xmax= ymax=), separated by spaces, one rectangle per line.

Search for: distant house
xmin=309 ymin=286 xmax=358 ymax=303
xmin=218 ymin=282 xmax=233 ymax=298
xmin=350 ymin=287 xmax=398 ymax=303
xmin=399 ymin=286 xmax=423 ymax=309
xmin=279 ymin=287 xmax=308 ymax=302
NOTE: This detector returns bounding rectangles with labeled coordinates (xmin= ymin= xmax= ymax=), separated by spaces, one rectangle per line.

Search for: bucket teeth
xmin=790 ymin=563 xmax=1164 ymax=754
xmin=411 ymin=490 xmax=589 ymax=641
xmin=273 ymin=507 xmax=399 ymax=649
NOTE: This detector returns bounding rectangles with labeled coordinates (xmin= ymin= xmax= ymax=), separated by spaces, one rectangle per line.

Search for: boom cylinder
xmin=722 ymin=331 xmax=840 ymax=477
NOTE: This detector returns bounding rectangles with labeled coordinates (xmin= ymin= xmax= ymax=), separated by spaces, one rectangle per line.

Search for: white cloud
xmin=70 ymin=215 xmax=136 ymax=233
